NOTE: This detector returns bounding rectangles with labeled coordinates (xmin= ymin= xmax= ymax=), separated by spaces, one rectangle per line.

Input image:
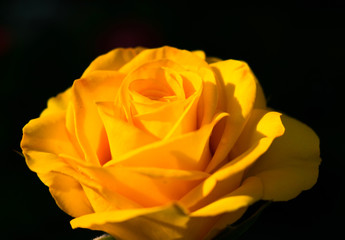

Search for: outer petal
xmin=21 ymin=113 xmax=80 ymax=159
xmin=71 ymin=203 xmax=189 ymax=240
xmin=40 ymin=88 xmax=72 ymax=117
xmin=245 ymin=114 xmax=321 ymax=201
xmin=21 ymin=113 xmax=96 ymax=217
xmin=81 ymin=47 xmax=145 ymax=77
xmin=207 ymin=60 xmax=258 ymax=173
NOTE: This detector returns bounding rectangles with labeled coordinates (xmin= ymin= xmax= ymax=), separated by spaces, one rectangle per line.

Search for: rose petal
xmin=192 ymin=50 xmax=206 ymax=60
xmin=40 ymin=88 xmax=72 ymax=117
xmin=196 ymin=67 xmax=219 ymax=128
xmin=66 ymin=146 xmax=197 ymax=212
xmin=119 ymin=46 xmax=208 ymax=74
xmin=191 ymin=176 xmax=263 ymax=217
xmin=81 ymin=47 xmax=145 ymax=77
xmin=60 ymin=154 xmax=207 ymax=207
xmin=99 ymin=166 xmax=209 ymax=207
xmin=69 ymin=71 xmax=125 ymax=165
xmin=21 ymin=113 xmax=80 ymax=159
xmin=47 ymin=173 xmax=94 ymax=217
xmin=118 ymin=59 xmax=203 ymax=138
xmin=203 ymin=209 xmax=248 ymax=240
xmin=96 ymin=101 xmax=158 ymax=162
xmin=207 ymin=60 xmax=259 ymax=173
xmin=71 ymin=203 xmax=189 ymax=240
xmin=58 ymin=154 xmax=144 ymax=211
xmin=180 ymin=110 xmax=284 ymax=211
xmin=245 ymin=114 xmax=321 ymax=201
xmin=104 ymin=112 xmax=228 ymax=170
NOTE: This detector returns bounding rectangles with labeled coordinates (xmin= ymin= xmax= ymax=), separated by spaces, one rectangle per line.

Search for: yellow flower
xmin=21 ymin=46 xmax=321 ymax=240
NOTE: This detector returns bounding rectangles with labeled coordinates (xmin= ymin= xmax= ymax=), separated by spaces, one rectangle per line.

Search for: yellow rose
xmin=21 ymin=46 xmax=321 ymax=240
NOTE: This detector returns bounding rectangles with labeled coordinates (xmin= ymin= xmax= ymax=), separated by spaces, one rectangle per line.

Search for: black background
xmin=1 ymin=0 xmax=344 ymax=239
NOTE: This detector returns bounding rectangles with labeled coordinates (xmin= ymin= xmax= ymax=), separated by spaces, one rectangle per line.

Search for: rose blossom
xmin=21 ymin=46 xmax=321 ymax=240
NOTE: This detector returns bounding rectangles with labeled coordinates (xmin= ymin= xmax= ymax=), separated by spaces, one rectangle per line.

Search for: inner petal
xmin=129 ymin=78 xmax=179 ymax=104
xmin=117 ymin=59 xmax=202 ymax=139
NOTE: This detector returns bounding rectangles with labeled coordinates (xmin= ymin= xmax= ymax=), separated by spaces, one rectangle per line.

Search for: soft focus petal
xmin=245 ymin=114 xmax=321 ymax=201
xmin=207 ymin=60 xmax=258 ymax=172
xmin=71 ymin=203 xmax=189 ymax=240
xmin=82 ymin=47 xmax=145 ymax=77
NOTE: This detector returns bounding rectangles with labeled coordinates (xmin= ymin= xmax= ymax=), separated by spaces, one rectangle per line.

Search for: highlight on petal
xmin=207 ymin=60 xmax=258 ymax=173
xmin=245 ymin=114 xmax=321 ymax=201
xmin=82 ymin=47 xmax=145 ymax=78
xmin=71 ymin=203 xmax=189 ymax=240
